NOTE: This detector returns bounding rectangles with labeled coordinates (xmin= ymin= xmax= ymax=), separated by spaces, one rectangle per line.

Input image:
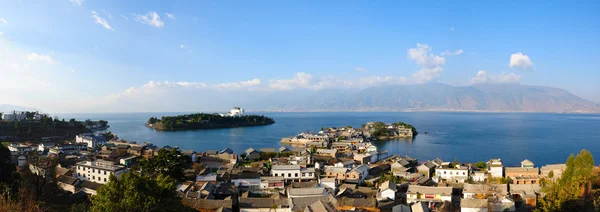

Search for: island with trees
xmin=146 ymin=113 xmax=275 ymax=131
xmin=364 ymin=121 xmax=418 ymax=140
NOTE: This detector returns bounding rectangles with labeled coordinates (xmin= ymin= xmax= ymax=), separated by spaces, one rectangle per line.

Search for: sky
xmin=0 ymin=1 xmax=599 ymax=113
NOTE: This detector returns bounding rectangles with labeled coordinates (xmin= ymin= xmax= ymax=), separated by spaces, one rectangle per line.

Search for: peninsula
xmin=0 ymin=110 xmax=109 ymax=142
xmin=147 ymin=107 xmax=275 ymax=131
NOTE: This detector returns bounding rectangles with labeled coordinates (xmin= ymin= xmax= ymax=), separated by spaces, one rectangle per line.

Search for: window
xmin=77 ymin=173 xmax=80 ymax=176
xmin=302 ymin=173 xmax=306 ymax=177
xmin=92 ymin=169 xmax=95 ymax=173
xmin=463 ymin=172 xmax=466 ymax=175
xmin=288 ymin=173 xmax=291 ymax=177
xmin=104 ymin=178 xmax=107 ymax=182
xmin=93 ymin=176 xmax=95 ymax=180
xmin=309 ymin=173 xmax=313 ymax=177
xmin=104 ymin=170 xmax=107 ymax=175
xmin=443 ymin=171 xmax=446 ymax=174
xmin=295 ymin=173 xmax=298 ymax=177
xmin=78 ymin=166 xmax=81 ymax=170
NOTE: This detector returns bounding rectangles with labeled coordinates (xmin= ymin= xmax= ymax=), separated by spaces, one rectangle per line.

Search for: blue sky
xmin=1 ymin=1 xmax=599 ymax=112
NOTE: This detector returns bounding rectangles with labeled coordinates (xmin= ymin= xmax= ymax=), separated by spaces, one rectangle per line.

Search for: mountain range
xmin=260 ymin=83 xmax=600 ymax=113
xmin=2 ymin=84 xmax=599 ymax=113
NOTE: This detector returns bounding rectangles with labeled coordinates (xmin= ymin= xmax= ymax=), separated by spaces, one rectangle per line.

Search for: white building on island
xmin=220 ymin=107 xmax=245 ymax=117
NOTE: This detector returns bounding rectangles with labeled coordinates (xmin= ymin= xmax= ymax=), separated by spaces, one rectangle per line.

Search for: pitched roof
xmin=259 ymin=148 xmax=276 ymax=153
xmin=337 ymin=197 xmax=377 ymax=207
xmin=419 ymin=161 xmax=437 ymax=169
xmin=182 ymin=199 xmax=232 ymax=210
xmin=239 ymin=197 xmax=289 ymax=208
xmin=289 ymin=187 xmax=325 ymax=196
xmin=279 ymin=146 xmax=290 ymax=152
xmin=407 ymin=185 xmax=452 ymax=195
xmin=461 ymin=199 xmax=488 ymax=208
xmin=324 ymin=166 xmax=349 ymax=174
xmin=80 ymin=181 xmax=102 ymax=190
xmin=220 ymin=148 xmax=234 ymax=154
xmin=392 ymin=204 xmax=412 ymax=212
xmin=57 ymin=175 xmax=78 ymax=185
xmin=351 ymin=164 xmax=369 ymax=173
xmin=293 ymin=195 xmax=337 ymax=211
xmin=130 ymin=146 xmax=144 ymax=151
xmin=521 ymin=159 xmax=534 ymax=165
xmin=245 ymin=148 xmax=257 ymax=154
xmin=380 ymin=180 xmax=397 ymax=192
xmin=463 ymin=183 xmax=508 ymax=195
xmin=272 ymin=165 xmax=300 ymax=170
xmin=541 ymin=164 xmax=566 ymax=171
xmin=509 ymin=184 xmax=542 ymax=196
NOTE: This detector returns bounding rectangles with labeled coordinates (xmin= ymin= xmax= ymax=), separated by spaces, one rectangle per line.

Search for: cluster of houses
xmin=5 ymin=128 xmax=568 ymax=212
xmin=1 ymin=110 xmax=47 ymax=122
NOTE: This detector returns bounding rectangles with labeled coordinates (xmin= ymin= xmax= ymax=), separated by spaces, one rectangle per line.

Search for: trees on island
xmin=148 ymin=113 xmax=275 ymax=130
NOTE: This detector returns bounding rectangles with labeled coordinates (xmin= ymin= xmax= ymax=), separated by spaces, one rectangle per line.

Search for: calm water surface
xmin=56 ymin=112 xmax=600 ymax=166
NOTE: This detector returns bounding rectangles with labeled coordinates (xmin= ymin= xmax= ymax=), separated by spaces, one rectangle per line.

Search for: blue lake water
xmin=56 ymin=112 xmax=600 ymax=166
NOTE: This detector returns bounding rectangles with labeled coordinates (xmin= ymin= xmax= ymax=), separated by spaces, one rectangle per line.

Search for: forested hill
xmin=147 ymin=113 xmax=275 ymax=131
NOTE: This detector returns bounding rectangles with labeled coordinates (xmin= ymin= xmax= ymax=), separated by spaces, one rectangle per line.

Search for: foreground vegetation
xmin=147 ymin=113 xmax=275 ymax=131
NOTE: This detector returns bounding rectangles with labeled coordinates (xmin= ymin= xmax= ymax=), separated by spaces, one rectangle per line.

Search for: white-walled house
xmin=434 ymin=167 xmax=470 ymax=183
xmin=271 ymin=165 xmax=315 ymax=182
xmin=406 ymin=185 xmax=452 ymax=204
xmin=75 ymin=133 xmax=107 ymax=149
xmin=487 ymin=158 xmax=504 ymax=178
xmin=75 ymin=160 xmax=127 ymax=184
xmin=460 ymin=199 xmax=488 ymax=212
xmin=378 ymin=180 xmax=397 ymax=200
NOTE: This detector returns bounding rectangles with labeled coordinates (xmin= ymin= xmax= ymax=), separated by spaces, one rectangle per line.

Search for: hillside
xmin=266 ymin=83 xmax=600 ymax=113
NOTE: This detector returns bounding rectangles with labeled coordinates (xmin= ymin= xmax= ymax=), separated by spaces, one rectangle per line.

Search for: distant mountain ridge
xmin=265 ymin=83 xmax=600 ymax=113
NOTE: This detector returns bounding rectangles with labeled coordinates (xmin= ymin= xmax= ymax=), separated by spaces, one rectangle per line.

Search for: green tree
xmin=475 ymin=161 xmax=487 ymax=169
xmin=138 ymin=149 xmax=191 ymax=180
xmin=548 ymin=170 xmax=554 ymax=179
xmin=537 ymin=149 xmax=596 ymax=212
xmin=0 ymin=144 xmax=15 ymax=186
xmin=90 ymin=172 xmax=189 ymax=212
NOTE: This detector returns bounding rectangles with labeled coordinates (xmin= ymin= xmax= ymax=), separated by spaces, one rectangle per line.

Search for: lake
xmin=56 ymin=112 xmax=600 ymax=166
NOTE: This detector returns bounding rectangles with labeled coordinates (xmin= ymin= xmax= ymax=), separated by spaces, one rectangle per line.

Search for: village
xmin=2 ymin=120 xmax=568 ymax=212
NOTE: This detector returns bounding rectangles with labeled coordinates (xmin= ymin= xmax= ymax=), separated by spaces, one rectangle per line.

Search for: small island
xmin=364 ymin=121 xmax=418 ymax=140
xmin=146 ymin=107 xmax=275 ymax=131
xmin=281 ymin=121 xmax=418 ymax=146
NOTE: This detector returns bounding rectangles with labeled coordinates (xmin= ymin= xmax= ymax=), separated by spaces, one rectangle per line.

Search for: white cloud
xmin=355 ymin=67 xmax=367 ymax=72
xmin=267 ymin=72 xmax=357 ymax=90
xmin=69 ymin=0 xmax=83 ymax=6
xmin=134 ymin=11 xmax=164 ymax=28
xmin=121 ymin=15 xmax=129 ymax=20
xmin=165 ymin=13 xmax=176 ymax=20
xmin=359 ymin=76 xmax=407 ymax=86
xmin=408 ymin=43 xmax=446 ymax=83
xmin=441 ymin=49 xmax=464 ymax=56
xmin=92 ymin=11 xmax=114 ymax=31
xmin=27 ymin=53 xmax=57 ymax=64
xmin=0 ymin=32 xmax=4 ymax=36
xmin=509 ymin=52 xmax=533 ymax=69
xmin=179 ymin=44 xmax=186 ymax=49
xmin=450 ymin=27 xmax=454 ymax=31
xmin=268 ymin=72 xmax=314 ymax=90
xmin=0 ymin=18 xmax=7 ymax=24
xmin=469 ymin=70 xmax=521 ymax=84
